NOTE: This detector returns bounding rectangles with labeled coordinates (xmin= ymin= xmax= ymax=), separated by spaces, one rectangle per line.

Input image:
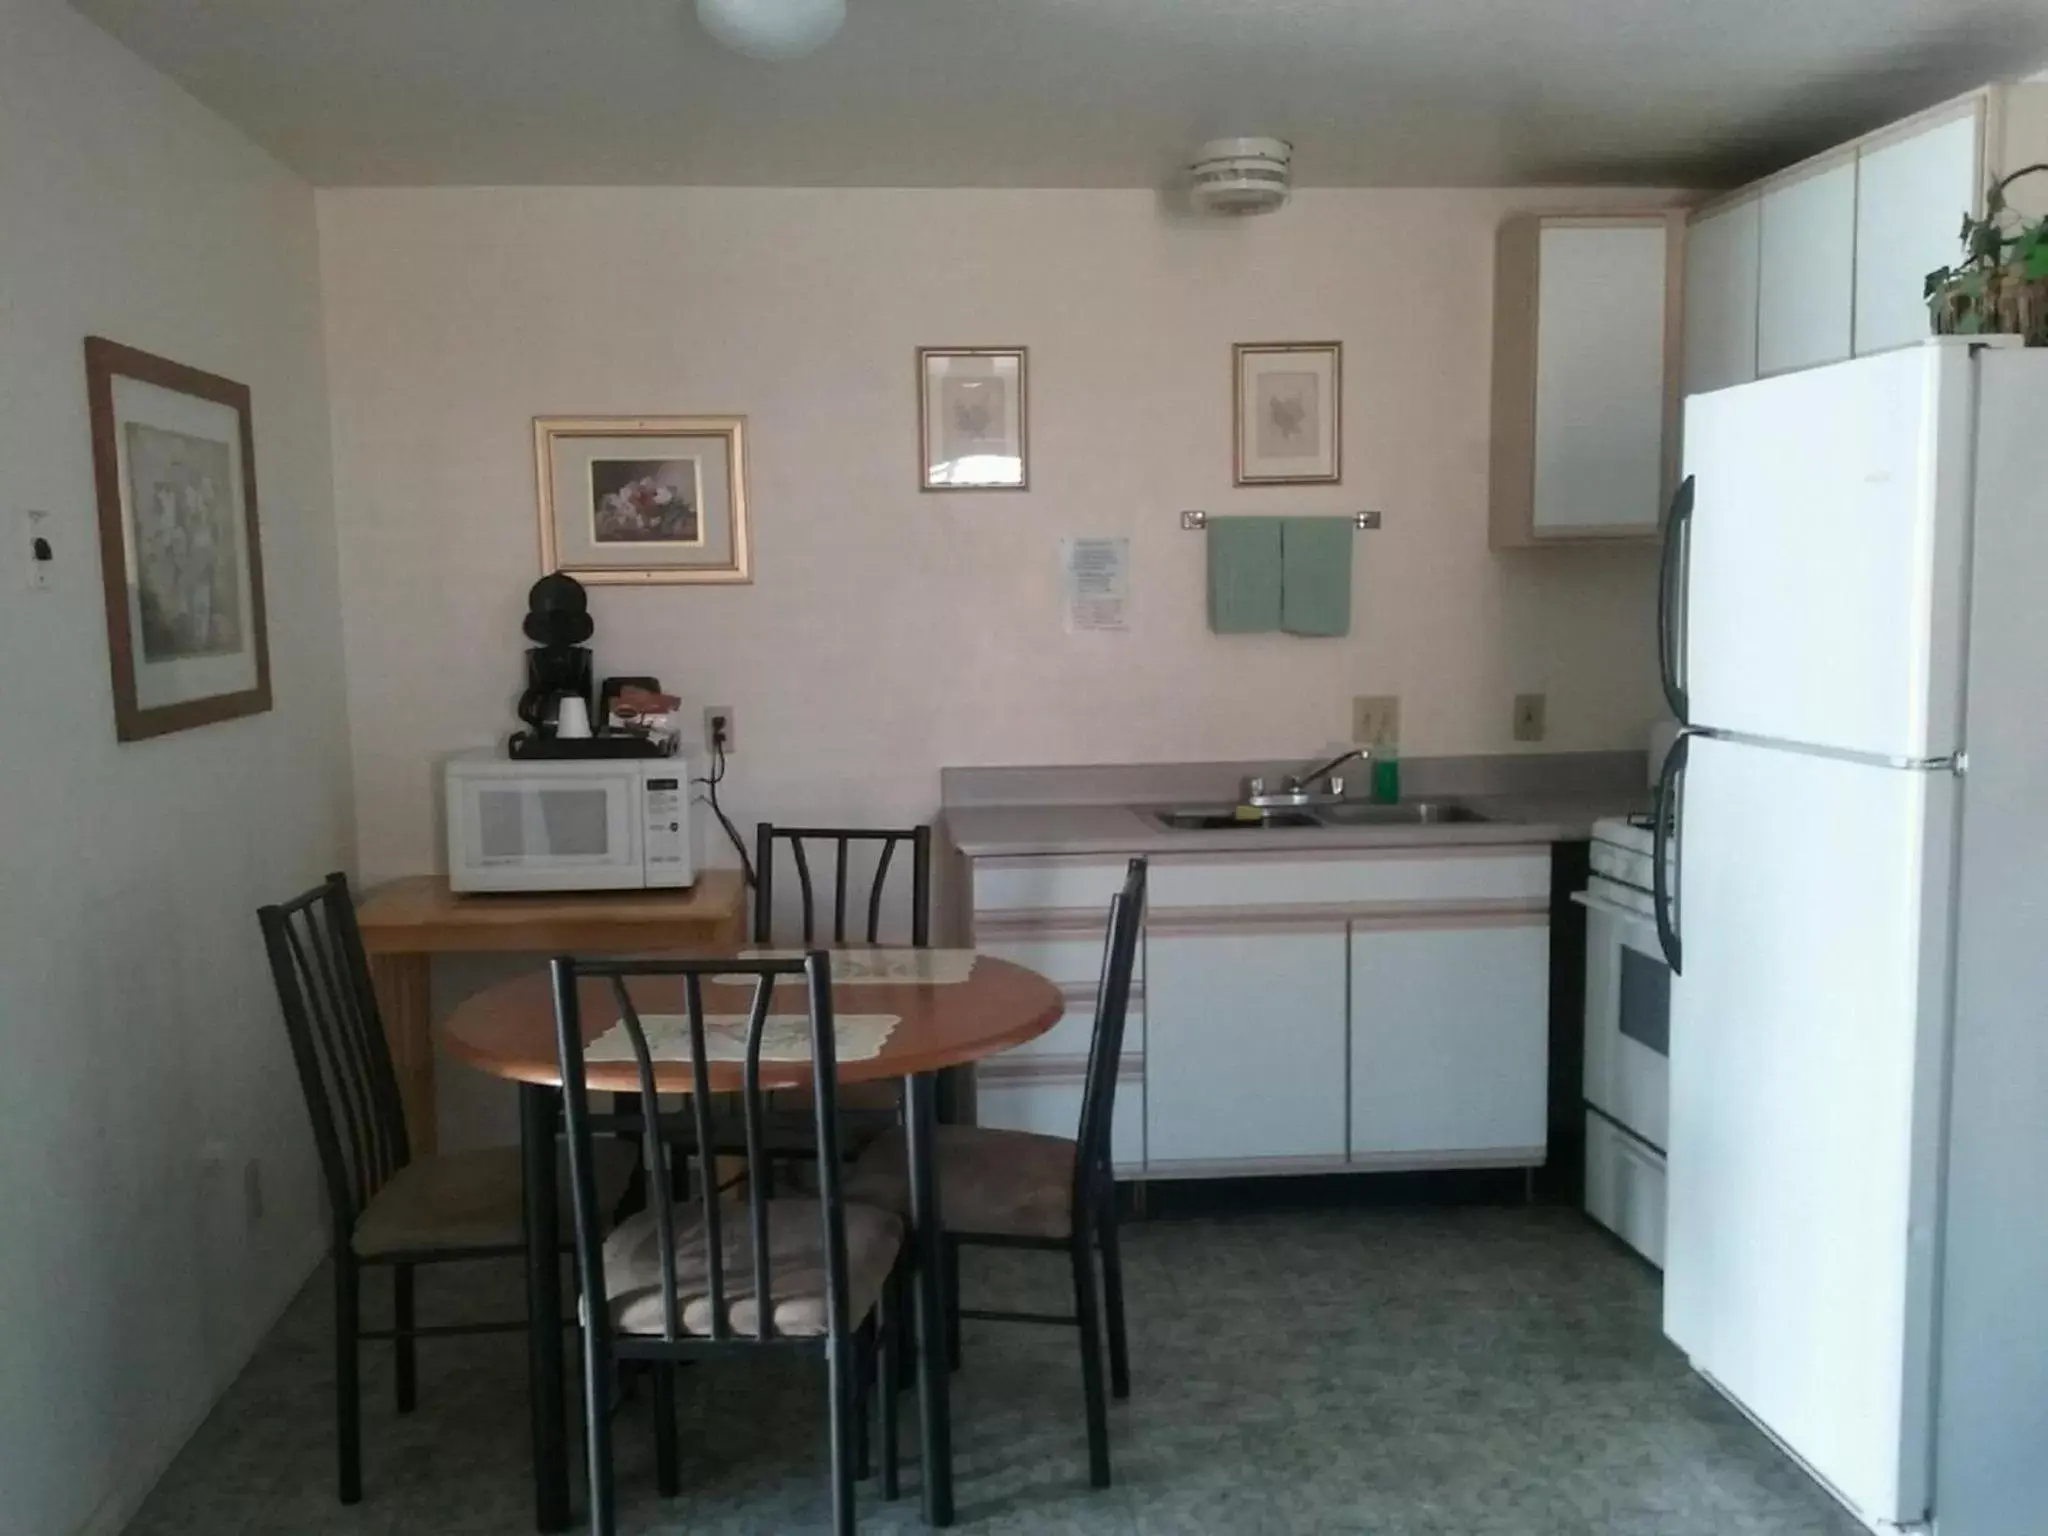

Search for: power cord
xmin=692 ymin=731 xmax=757 ymax=889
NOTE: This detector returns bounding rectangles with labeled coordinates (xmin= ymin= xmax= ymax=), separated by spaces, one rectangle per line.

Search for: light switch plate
xmin=1352 ymin=695 xmax=1400 ymax=747
xmin=1513 ymin=693 xmax=1547 ymax=743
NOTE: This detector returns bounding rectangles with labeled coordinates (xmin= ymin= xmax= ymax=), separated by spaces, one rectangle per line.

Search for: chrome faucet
xmin=1241 ymin=747 xmax=1371 ymax=809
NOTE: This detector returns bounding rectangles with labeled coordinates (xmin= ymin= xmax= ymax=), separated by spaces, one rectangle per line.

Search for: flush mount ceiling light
xmin=695 ymin=0 xmax=847 ymax=60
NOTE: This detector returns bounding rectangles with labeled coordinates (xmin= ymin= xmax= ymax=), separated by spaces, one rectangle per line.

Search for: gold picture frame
xmin=534 ymin=415 xmax=751 ymax=585
xmin=918 ymin=346 xmax=1029 ymax=491
xmin=1233 ymin=341 xmax=1342 ymax=486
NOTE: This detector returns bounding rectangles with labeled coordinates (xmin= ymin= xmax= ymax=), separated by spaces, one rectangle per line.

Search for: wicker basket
xmin=1928 ymin=164 xmax=2048 ymax=345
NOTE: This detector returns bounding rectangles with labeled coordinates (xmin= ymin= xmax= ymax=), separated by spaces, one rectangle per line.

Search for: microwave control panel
xmin=643 ymin=776 xmax=686 ymax=867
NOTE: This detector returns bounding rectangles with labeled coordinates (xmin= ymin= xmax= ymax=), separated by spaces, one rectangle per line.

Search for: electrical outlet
xmin=1513 ymin=693 xmax=1547 ymax=743
xmin=19 ymin=509 xmax=53 ymax=592
xmin=1351 ymin=695 xmax=1400 ymax=748
xmin=703 ymin=705 xmax=736 ymax=755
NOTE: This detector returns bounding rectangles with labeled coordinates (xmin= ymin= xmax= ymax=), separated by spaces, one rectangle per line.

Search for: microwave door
xmin=461 ymin=771 xmax=643 ymax=890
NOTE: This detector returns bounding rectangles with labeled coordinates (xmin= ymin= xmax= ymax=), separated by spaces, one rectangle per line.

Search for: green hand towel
xmin=1207 ymin=517 xmax=1283 ymax=634
xmin=1281 ymin=517 xmax=1354 ymax=637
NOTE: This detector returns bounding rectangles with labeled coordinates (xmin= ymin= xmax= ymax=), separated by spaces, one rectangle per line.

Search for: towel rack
xmin=1180 ymin=509 xmax=1381 ymax=531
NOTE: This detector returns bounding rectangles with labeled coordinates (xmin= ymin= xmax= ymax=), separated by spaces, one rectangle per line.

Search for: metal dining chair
xmin=551 ymin=951 xmax=907 ymax=1534
xmin=753 ymin=823 xmax=933 ymax=949
xmin=258 ymin=872 xmax=638 ymax=1504
xmin=844 ymin=857 xmax=1147 ymax=1488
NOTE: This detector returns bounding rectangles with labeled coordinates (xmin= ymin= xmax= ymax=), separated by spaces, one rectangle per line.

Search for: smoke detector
xmin=1188 ymin=137 xmax=1293 ymax=215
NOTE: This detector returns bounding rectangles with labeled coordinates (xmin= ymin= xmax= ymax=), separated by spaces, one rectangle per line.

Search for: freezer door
xmin=1680 ymin=345 xmax=1975 ymax=759
xmin=1663 ymin=734 xmax=1954 ymax=1527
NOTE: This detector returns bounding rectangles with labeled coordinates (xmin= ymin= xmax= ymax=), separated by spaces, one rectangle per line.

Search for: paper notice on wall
xmin=1062 ymin=537 xmax=1129 ymax=632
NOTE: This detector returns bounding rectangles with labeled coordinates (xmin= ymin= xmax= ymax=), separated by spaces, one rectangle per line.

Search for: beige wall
xmin=318 ymin=186 xmax=1675 ymax=883
xmin=0 ymin=3 xmax=352 ymax=1532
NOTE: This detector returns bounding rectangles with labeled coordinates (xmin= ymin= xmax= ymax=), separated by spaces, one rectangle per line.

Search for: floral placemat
xmin=737 ymin=948 xmax=979 ymax=985
xmin=586 ymin=1013 xmax=900 ymax=1065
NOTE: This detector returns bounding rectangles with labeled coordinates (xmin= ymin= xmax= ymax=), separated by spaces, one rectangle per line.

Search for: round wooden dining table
xmin=443 ymin=954 xmax=1065 ymax=1532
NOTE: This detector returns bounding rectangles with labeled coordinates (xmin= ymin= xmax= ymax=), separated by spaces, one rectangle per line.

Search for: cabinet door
xmin=1681 ymin=198 xmax=1760 ymax=396
xmin=1855 ymin=109 xmax=1983 ymax=356
xmin=1349 ymin=922 xmax=1550 ymax=1162
xmin=1144 ymin=926 xmax=1347 ymax=1167
xmin=1531 ymin=223 xmax=1673 ymax=535
xmin=1757 ymin=160 xmax=1857 ymax=375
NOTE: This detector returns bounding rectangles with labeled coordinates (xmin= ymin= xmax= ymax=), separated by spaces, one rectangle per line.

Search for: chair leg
xmin=1098 ymin=1197 xmax=1131 ymax=1401
xmin=583 ymin=1331 xmax=616 ymax=1536
xmin=335 ymin=1251 xmax=362 ymax=1505
xmin=944 ymin=1236 xmax=962 ymax=1372
xmin=1069 ymin=1236 xmax=1112 ymax=1489
xmin=827 ymin=1331 xmax=856 ymax=1535
xmin=652 ymin=1362 xmax=680 ymax=1498
xmin=853 ymin=1318 xmax=874 ymax=1481
xmin=879 ymin=1275 xmax=901 ymax=1501
xmin=394 ymin=1262 xmax=418 ymax=1414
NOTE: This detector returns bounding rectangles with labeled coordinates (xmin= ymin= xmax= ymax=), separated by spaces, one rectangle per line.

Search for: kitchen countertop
xmin=944 ymin=788 xmax=1651 ymax=859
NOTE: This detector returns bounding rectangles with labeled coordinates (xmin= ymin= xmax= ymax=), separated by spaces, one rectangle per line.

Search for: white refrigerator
xmin=1656 ymin=339 xmax=2048 ymax=1536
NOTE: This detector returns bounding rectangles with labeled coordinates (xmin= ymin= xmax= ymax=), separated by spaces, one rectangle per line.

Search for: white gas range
xmin=1576 ymin=814 xmax=1672 ymax=1267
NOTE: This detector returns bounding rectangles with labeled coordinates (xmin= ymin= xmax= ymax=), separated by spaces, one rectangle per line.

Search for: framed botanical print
xmin=85 ymin=337 xmax=271 ymax=742
xmin=535 ymin=415 xmax=751 ymax=585
xmin=918 ymin=347 xmax=1028 ymax=490
xmin=1234 ymin=341 xmax=1342 ymax=485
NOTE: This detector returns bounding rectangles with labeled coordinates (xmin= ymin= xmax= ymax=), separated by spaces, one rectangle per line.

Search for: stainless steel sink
xmin=1144 ymin=801 xmax=1487 ymax=832
xmin=1148 ymin=807 xmax=1322 ymax=831
xmin=1312 ymin=800 xmax=1488 ymax=826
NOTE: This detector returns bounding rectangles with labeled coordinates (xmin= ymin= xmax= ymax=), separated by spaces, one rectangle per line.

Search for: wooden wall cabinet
xmin=1490 ymin=211 xmax=1685 ymax=549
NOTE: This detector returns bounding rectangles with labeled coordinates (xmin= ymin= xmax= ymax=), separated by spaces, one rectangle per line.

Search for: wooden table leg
xmin=367 ymin=952 xmax=436 ymax=1157
xmin=905 ymin=1072 xmax=954 ymax=1526
xmin=521 ymin=1083 xmax=571 ymax=1533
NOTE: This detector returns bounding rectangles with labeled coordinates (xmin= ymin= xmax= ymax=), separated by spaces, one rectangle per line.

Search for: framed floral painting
xmin=85 ymin=336 xmax=271 ymax=741
xmin=1234 ymin=341 xmax=1342 ymax=485
xmin=918 ymin=347 xmax=1028 ymax=490
xmin=534 ymin=415 xmax=751 ymax=584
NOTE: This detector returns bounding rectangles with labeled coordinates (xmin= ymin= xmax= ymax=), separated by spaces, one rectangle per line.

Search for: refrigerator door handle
xmin=1652 ymin=732 xmax=1689 ymax=974
xmin=1657 ymin=475 xmax=1696 ymax=724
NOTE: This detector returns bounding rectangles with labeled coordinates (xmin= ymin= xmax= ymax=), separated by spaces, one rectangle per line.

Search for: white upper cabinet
xmin=1490 ymin=212 xmax=1681 ymax=548
xmin=1758 ymin=159 xmax=1858 ymax=376
xmin=1682 ymin=197 xmax=1760 ymax=397
xmin=1855 ymin=108 xmax=1985 ymax=356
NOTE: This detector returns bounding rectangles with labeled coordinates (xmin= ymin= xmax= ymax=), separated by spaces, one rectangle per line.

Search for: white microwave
xmin=444 ymin=750 xmax=704 ymax=893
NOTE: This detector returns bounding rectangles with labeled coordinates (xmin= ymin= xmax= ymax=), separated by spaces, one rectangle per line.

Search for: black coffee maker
xmin=516 ymin=573 xmax=594 ymax=735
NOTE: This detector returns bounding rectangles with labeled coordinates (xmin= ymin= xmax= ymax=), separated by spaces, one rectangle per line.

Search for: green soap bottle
xmin=1371 ymin=745 xmax=1402 ymax=804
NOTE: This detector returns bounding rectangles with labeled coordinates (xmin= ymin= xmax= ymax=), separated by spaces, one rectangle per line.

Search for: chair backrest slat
xmin=1072 ymin=858 xmax=1147 ymax=1218
xmin=552 ymin=950 xmax=847 ymax=1352
xmin=259 ymin=872 xmax=411 ymax=1236
xmin=753 ymin=823 xmax=933 ymax=948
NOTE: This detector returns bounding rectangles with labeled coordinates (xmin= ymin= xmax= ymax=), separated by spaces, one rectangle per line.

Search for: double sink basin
xmin=1145 ymin=800 xmax=1489 ymax=832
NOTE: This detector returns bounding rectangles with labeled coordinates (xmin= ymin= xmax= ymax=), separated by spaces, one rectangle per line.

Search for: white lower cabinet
xmin=1143 ymin=925 xmax=1349 ymax=1168
xmin=966 ymin=846 xmax=1554 ymax=1181
xmin=1348 ymin=922 xmax=1551 ymax=1164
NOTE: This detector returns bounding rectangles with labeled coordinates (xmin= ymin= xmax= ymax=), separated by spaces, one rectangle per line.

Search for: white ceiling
xmin=67 ymin=0 xmax=2048 ymax=189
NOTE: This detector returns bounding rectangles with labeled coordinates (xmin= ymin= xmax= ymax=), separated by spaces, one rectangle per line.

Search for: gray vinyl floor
xmin=125 ymin=1207 xmax=1863 ymax=1535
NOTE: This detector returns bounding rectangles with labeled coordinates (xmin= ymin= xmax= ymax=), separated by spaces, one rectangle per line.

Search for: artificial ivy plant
xmin=1926 ymin=164 xmax=2048 ymax=344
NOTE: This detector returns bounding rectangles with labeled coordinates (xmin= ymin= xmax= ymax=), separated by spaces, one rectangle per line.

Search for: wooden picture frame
xmin=1233 ymin=341 xmax=1343 ymax=485
xmin=918 ymin=346 xmax=1029 ymax=491
xmin=85 ymin=336 xmax=271 ymax=742
xmin=535 ymin=415 xmax=752 ymax=585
